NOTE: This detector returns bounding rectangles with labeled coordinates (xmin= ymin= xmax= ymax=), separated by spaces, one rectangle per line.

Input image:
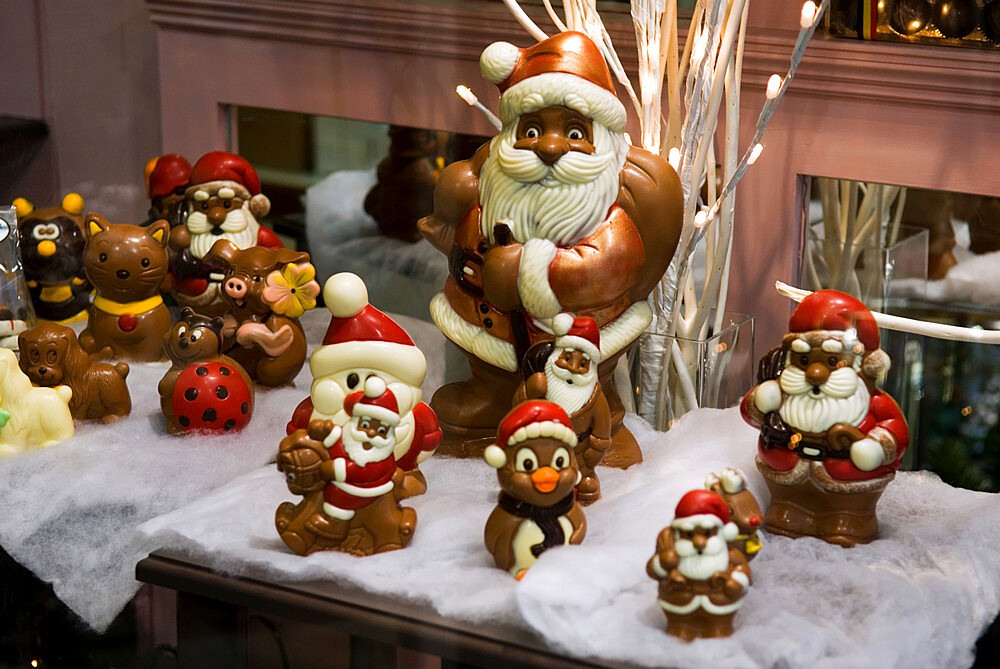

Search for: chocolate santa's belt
xmin=785 ymin=433 xmax=849 ymax=461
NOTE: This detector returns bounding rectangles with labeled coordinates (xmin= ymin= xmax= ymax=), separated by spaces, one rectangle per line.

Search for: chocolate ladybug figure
xmin=158 ymin=308 xmax=254 ymax=435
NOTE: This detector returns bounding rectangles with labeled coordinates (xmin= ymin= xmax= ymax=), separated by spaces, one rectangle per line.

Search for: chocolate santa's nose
xmin=225 ymin=278 xmax=247 ymax=298
xmin=208 ymin=205 xmax=228 ymax=225
xmin=806 ymin=362 xmax=830 ymax=386
xmin=534 ymin=135 xmax=569 ymax=166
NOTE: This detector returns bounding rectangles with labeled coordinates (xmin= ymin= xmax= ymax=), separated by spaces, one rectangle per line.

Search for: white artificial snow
xmin=0 ymin=309 xmax=444 ymax=632
xmin=138 ymin=407 xmax=1000 ymax=668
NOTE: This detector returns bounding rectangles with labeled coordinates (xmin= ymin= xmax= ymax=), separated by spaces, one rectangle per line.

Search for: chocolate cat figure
xmin=79 ymin=214 xmax=172 ymax=361
xmin=158 ymin=308 xmax=254 ymax=435
xmin=203 ymin=239 xmax=317 ymax=387
xmin=18 ymin=322 xmax=131 ymax=423
xmin=483 ymin=401 xmax=586 ymax=579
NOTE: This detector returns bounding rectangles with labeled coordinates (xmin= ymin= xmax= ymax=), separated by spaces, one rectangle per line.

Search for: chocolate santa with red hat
xmin=741 ymin=289 xmax=909 ymax=547
xmin=287 ymin=272 xmax=441 ymax=499
xmin=275 ymin=375 xmax=418 ymax=556
xmin=646 ymin=489 xmax=752 ymax=640
xmin=419 ymin=31 xmax=684 ymax=468
xmin=170 ymin=151 xmax=282 ymax=313
xmin=483 ymin=400 xmax=586 ymax=579
xmin=514 ymin=313 xmax=611 ymax=504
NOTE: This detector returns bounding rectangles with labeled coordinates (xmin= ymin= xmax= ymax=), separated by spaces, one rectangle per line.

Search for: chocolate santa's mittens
xmin=171 ymin=361 xmax=253 ymax=433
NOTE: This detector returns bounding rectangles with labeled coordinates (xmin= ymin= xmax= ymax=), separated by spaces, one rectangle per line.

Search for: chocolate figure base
xmin=433 ymin=347 xmax=642 ymax=468
xmin=664 ymin=609 xmax=737 ymax=641
xmin=761 ymin=476 xmax=886 ymax=547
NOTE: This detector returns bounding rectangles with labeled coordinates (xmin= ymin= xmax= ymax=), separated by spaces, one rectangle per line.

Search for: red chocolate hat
xmin=479 ymin=31 xmax=627 ymax=132
xmin=485 ymin=400 xmax=577 ymax=468
xmin=552 ymin=313 xmax=601 ymax=360
xmin=789 ymin=290 xmax=879 ymax=352
xmin=309 ymin=273 xmax=426 ymax=387
xmin=671 ymin=489 xmax=739 ymax=541
xmin=146 ymin=154 xmax=192 ymax=199
xmin=344 ymin=376 xmax=400 ymax=426
xmin=187 ymin=151 xmax=270 ymax=218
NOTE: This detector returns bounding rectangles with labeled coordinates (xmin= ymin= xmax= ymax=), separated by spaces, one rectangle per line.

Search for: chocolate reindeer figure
xmin=483 ymin=401 xmax=586 ymax=579
xmin=203 ymin=239 xmax=318 ymax=387
xmin=158 ymin=308 xmax=254 ymax=435
xmin=514 ymin=314 xmax=611 ymax=504
xmin=646 ymin=489 xmax=752 ymax=641
xmin=704 ymin=468 xmax=763 ymax=562
xmin=79 ymin=214 xmax=172 ymax=361
xmin=18 ymin=322 xmax=131 ymax=423
xmin=276 ymin=376 xmax=417 ymax=556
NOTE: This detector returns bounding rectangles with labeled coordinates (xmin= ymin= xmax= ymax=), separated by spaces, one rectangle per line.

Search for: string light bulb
xmin=748 ymin=143 xmax=764 ymax=165
xmin=800 ymin=1 xmax=818 ymax=29
xmin=766 ymin=74 xmax=782 ymax=100
xmin=668 ymin=147 xmax=681 ymax=170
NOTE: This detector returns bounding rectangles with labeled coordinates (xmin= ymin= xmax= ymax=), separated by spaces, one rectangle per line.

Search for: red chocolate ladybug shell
xmin=172 ymin=361 xmax=253 ymax=433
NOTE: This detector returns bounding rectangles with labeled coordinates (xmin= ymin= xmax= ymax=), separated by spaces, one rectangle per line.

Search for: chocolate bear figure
xmin=18 ymin=322 xmax=131 ymax=423
xmin=203 ymin=239 xmax=317 ymax=387
xmin=79 ymin=214 xmax=172 ymax=361
xmin=158 ymin=308 xmax=254 ymax=435
xmin=13 ymin=194 xmax=91 ymax=323
xmin=483 ymin=401 xmax=586 ymax=579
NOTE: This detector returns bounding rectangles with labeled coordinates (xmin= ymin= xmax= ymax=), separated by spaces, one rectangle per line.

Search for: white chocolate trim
xmin=672 ymin=514 xmax=724 ymax=531
xmin=429 ymin=292 xmax=518 ymax=372
xmin=791 ymin=338 xmax=810 ymax=353
xmin=322 ymin=425 xmax=343 ymax=448
xmin=518 ymin=238 xmax=561 ymax=319
xmin=731 ymin=571 xmax=750 ymax=589
xmin=507 ymin=420 xmax=576 ymax=447
xmin=599 ymin=301 xmax=652 ymax=358
xmin=310 ymin=340 xmax=427 ymax=387
xmin=822 ymin=339 xmax=844 ymax=353
xmin=332 ymin=479 xmax=394 ymax=498
xmin=323 ymin=503 xmax=355 ymax=520
xmin=351 ymin=403 xmax=400 ymax=426
xmin=332 ymin=457 xmax=347 ymax=482
xmin=657 ymin=594 xmax=745 ymax=616
xmin=650 ymin=555 xmax=668 ymax=578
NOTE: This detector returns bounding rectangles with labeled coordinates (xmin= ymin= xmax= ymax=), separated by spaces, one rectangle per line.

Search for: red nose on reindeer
xmin=749 ymin=515 xmax=762 ymax=527
xmin=225 ymin=277 xmax=247 ymax=299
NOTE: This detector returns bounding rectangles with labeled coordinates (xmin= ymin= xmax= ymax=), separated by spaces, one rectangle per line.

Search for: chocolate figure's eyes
xmin=360 ymin=420 xmax=370 ymax=430
xmin=567 ymin=128 xmax=584 ymax=140
xmin=201 ymin=202 xmax=209 ymax=211
xmin=524 ymin=126 xmax=540 ymax=139
xmin=223 ymin=200 xmax=232 ymax=209
xmin=141 ymin=258 xmax=150 ymax=268
xmin=515 ymin=447 xmax=536 ymax=472
xmin=30 ymin=349 xmax=39 ymax=363
xmin=552 ymin=447 xmax=570 ymax=470
xmin=189 ymin=330 xmax=201 ymax=342
xmin=347 ymin=373 xmax=359 ymax=389
xmin=377 ymin=426 xmax=388 ymax=436
xmin=828 ymin=356 xmax=838 ymax=367
xmin=176 ymin=326 xmax=186 ymax=337
xmin=226 ymin=268 xmax=234 ymax=276
xmin=252 ymin=275 xmax=262 ymax=282
xmin=46 ymin=350 xmax=57 ymax=364
xmin=99 ymin=253 xmax=108 ymax=263
xmin=799 ymin=354 xmax=809 ymax=367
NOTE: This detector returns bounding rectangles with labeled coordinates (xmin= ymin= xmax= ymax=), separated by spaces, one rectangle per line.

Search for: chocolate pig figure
xmin=203 ymin=239 xmax=318 ymax=387
xmin=419 ymin=31 xmax=683 ymax=465
xmin=18 ymin=322 xmax=131 ymax=423
xmin=275 ymin=376 xmax=418 ymax=557
xmin=483 ymin=401 xmax=586 ymax=579
xmin=741 ymin=290 xmax=909 ymax=547
xmin=158 ymin=308 xmax=254 ymax=435
xmin=79 ymin=214 xmax=172 ymax=362
xmin=646 ymin=490 xmax=752 ymax=641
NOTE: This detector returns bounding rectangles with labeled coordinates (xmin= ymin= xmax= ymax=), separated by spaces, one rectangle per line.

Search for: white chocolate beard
xmin=675 ymin=536 xmax=730 ymax=580
xmin=341 ymin=423 xmax=395 ymax=467
xmin=544 ymin=354 xmax=597 ymax=416
xmin=779 ymin=366 xmax=870 ymax=433
xmin=479 ymin=121 xmax=627 ymax=246
xmin=188 ymin=208 xmax=260 ymax=258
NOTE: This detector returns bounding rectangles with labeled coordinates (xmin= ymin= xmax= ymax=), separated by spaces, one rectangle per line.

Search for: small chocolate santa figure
xmin=514 ymin=314 xmax=611 ymax=504
xmin=646 ymin=490 xmax=751 ymax=641
xmin=170 ymin=151 xmax=282 ymax=314
xmin=741 ymin=290 xmax=909 ymax=547
xmin=484 ymin=400 xmax=586 ymax=579
xmin=275 ymin=375 xmax=416 ymax=556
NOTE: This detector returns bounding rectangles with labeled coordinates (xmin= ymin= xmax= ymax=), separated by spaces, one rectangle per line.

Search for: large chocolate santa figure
xmin=420 ymin=31 xmax=683 ymax=464
xmin=741 ymin=290 xmax=909 ymax=546
xmin=170 ymin=151 xmax=282 ymax=314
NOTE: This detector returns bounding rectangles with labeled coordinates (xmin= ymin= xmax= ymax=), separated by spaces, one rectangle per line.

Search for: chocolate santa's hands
xmin=741 ymin=290 xmax=909 ymax=547
xmin=484 ymin=401 xmax=586 ymax=579
xmin=421 ymin=31 xmax=682 ymax=466
xmin=275 ymin=376 xmax=418 ymax=557
xmin=647 ymin=489 xmax=752 ymax=641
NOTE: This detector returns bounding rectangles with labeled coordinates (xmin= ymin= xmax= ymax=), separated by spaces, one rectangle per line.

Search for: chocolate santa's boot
xmin=597 ymin=349 xmax=642 ymax=469
xmin=761 ymin=478 xmax=819 ymax=539
xmin=276 ymin=500 xmax=319 ymax=555
xmin=815 ymin=488 xmax=884 ymax=546
xmin=576 ymin=472 xmax=601 ymax=505
xmin=431 ymin=349 xmax=520 ymax=457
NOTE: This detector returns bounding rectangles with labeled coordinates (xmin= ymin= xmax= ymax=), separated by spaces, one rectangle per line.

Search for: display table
xmin=135 ymin=408 xmax=1000 ymax=668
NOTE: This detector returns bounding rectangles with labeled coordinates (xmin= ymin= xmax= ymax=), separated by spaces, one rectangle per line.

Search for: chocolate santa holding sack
xmin=741 ymin=290 xmax=909 ymax=547
xmin=276 ymin=375 xmax=416 ymax=556
xmin=420 ymin=31 xmax=683 ymax=465
xmin=646 ymin=490 xmax=752 ymax=640
xmin=514 ymin=314 xmax=610 ymax=504
xmin=484 ymin=400 xmax=586 ymax=579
